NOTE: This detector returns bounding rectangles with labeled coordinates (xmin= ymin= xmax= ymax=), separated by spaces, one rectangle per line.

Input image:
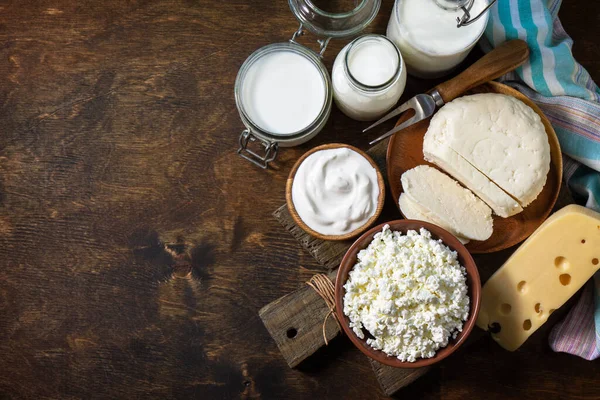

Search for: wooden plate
xmin=386 ymin=82 xmax=563 ymax=253
xmin=335 ymin=219 xmax=481 ymax=368
xmin=286 ymin=143 xmax=386 ymax=241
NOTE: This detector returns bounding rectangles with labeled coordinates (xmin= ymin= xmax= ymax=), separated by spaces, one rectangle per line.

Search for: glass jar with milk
xmin=387 ymin=0 xmax=490 ymax=78
xmin=332 ymin=34 xmax=407 ymax=121
xmin=235 ymin=0 xmax=381 ymax=168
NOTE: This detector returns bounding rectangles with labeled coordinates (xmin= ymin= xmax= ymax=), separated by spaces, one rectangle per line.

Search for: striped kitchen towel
xmin=481 ymin=0 xmax=600 ymax=359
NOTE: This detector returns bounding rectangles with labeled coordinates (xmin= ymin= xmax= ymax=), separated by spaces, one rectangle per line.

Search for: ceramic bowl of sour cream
xmin=286 ymin=143 xmax=385 ymax=241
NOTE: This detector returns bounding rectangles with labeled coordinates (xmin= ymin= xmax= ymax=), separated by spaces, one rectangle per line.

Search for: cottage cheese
xmin=343 ymin=225 xmax=469 ymax=362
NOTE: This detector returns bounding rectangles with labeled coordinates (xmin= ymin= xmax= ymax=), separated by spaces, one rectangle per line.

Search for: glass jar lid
xmin=288 ymin=0 xmax=381 ymax=38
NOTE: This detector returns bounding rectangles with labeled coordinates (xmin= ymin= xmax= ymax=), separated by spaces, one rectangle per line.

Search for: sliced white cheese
xmin=423 ymin=138 xmax=523 ymax=218
xmin=401 ymin=165 xmax=493 ymax=241
xmin=426 ymin=93 xmax=550 ymax=207
xmin=399 ymin=193 xmax=470 ymax=244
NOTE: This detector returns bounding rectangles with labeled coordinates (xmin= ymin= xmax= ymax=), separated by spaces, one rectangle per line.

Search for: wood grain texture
xmin=273 ymin=204 xmax=353 ymax=270
xmin=0 ymin=0 xmax=598 ymax=399
xmin=369 ymin=359 xmax=431 ymax=396
xmin=259 ymin=271 xmax=340 ymax=368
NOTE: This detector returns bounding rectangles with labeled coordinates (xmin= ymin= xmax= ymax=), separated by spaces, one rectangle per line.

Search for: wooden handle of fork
xmin=435 ymin=40 xmax=530 ymax=103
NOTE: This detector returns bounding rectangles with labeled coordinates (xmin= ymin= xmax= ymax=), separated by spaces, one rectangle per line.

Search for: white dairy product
xmin=347 ymin=37 xmax=399 ymax=86
xmin=401 ymin=165 xmax=493 ymax=241
xmin=425 ymin=93 xmax=551 ymax=207
xmin=291 ymin=147 xmax=380 ymax=236
xmin=399 ymin=193 xmax=469 ymax=244
xmin=241 ymin=50 xmax=326 ymax=134
xmin=332 ymin=35 xmax=406 ymax=121
xmin=423 ymin=139 xmax=523 ymax=218
xmin=386 ymin=0 xmax=488 ymax=78
xmin=343 ymin=225 xmax=470 ymax=362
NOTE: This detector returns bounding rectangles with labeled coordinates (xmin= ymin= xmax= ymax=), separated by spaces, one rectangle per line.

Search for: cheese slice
xmin=476 ymin=205 xmax=600 ymax=351
xmin=399 ymin=193 xmax=470 ymax=244
xmin=425 ymin=93 xmax=550 ymax=207
xmin=401 ymin=165 xmax=493 ymax=241
xmin=423 ymin=137 xmax=523 ymax=218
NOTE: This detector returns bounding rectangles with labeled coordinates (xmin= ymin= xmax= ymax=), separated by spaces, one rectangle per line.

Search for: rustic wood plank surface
xmin=0 ymin=1 xmax=599 ymax=399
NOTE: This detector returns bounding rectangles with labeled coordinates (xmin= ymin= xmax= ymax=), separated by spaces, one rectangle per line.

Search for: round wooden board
xmin=386 ymin=81 xmax=563 ymax=254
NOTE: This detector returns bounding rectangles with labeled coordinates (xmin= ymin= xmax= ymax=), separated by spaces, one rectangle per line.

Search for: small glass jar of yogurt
xmin=332 ymin=34 xmax=406 ymax=121
xmin=387 ymin=0 xmax=489 ymax=78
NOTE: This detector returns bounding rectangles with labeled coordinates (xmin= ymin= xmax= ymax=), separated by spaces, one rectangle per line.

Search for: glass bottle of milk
xmin=332 ymin=34 xmax=407 ymax=122
xmin=387 ymin=0 xmax=489 ymax=78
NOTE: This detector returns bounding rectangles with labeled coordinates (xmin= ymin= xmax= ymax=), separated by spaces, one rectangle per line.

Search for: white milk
xmin=387 ymin=0 xmax=488 ymax=78
xmin=332 ymin=35 xmax=406 ymax=121
xmin=241 ymin=51 xmax=326 ymax=135
xmin=347 ymin=38 xmax=399 ymax=86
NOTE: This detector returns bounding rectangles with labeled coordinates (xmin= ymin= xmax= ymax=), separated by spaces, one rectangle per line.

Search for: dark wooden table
xmin=0 ymin=1 xmax=599 ymax=399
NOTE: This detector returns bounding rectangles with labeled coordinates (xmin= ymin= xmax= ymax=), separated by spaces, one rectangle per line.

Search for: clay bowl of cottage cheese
xmin=335 ymin=220 xmax=481 ymax=368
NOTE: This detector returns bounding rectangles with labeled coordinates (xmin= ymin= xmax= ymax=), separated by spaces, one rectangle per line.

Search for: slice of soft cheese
xmin=399 ymin=193 xmax=470 ymax=244
xmin=424 ymin=135 xmax=523 ymax=218
xmin=476 ymin=205 xmax=600 ymax=351
xmin=401 ymin=165 xmax=493 ymax=241
xmin=426 ymin=93 xmax=550 ymax=207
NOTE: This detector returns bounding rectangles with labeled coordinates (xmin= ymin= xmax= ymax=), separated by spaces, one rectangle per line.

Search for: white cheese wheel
xmin=425 ymin=93 xmax=550 ymax=207
xmin=401 ymin=165 xmax=493 ymax=241
xmin=423 ymin=139 xmax=523 ymax=218
xmin=399 ymin=193 xmax=470 ymax=244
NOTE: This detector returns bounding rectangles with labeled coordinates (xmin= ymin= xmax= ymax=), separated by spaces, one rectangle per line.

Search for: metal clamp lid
xmin=290 ymin=24 xmax=331 ymax=57
xmin=288 ymin=0 xmax=381 ymax=39
xmin=237 ymin=130 xmax=279 ymax=169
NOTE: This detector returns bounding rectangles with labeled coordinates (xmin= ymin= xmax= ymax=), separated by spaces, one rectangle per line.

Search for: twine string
xmin=306 ymin=274 xmax=341 ymax=345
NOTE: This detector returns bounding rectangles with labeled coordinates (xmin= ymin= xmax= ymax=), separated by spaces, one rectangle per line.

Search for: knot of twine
xmin=306 ymin=274 xmax=341 ymax=345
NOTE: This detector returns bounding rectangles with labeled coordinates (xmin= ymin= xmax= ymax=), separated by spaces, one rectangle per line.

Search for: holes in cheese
xmin=581 ymin=239 xmax=586 ymax=244
xmin=500 ymin=303 xmax=512 ymax=315
xmin=476 ymin=205 xmax=600 ymax=352
xmin=554 ymin=256 xmax=569 ymax=270
xmin=559 ymin=274 xmax=571 ymax=286
xmin=489 ymin=322 xmax=501 ymax=334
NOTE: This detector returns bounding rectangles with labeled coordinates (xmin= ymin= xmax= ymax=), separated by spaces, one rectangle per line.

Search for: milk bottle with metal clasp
xmin=331 ymin=34 xmax=407 ymax=121
xmin=387 ymin=0 xmax=497 ymax=78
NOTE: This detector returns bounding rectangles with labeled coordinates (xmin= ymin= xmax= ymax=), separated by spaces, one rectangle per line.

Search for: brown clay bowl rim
xmin=334 ymin=219 xmax=482 ymax=368
xmin=286 ymin=143 xmax=386 ymax=241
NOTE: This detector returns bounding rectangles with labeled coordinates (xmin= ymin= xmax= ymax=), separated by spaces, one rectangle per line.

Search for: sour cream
xmin=387 ymin=0 xmax=488 ymax=78
xmin=241 ymin=50 xmax=327 ymax=135
xmin=291 ymin=147 xmax=380 ymax=236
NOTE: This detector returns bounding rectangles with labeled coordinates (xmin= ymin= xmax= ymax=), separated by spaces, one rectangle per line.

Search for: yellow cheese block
xmin=476 ymin=205 xmax=600 ymax=351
